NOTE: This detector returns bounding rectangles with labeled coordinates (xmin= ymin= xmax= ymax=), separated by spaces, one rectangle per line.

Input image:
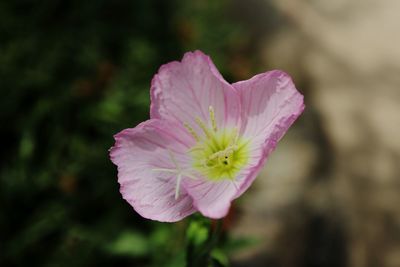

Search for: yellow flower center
xmin=185 ymin=107 xmax=249 ymax=181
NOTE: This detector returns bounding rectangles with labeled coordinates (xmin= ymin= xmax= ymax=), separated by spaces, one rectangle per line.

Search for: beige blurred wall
xmin=232 ymin=1 xmax=400 ymax=267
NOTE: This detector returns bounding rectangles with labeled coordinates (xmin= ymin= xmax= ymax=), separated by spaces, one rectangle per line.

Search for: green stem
xmin=186 ymin=219 xmax=223 ymax=267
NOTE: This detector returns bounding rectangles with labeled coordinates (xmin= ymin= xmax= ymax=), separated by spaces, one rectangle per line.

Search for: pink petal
xmin=109 ymin=119 xmax=196 ymax=222
xmin=150 ymin=51 xmax=241 ymax=137
xmin=232 ymin=70 xmax=304 ymax=197
xmin=183 ymin=179 xmax=238 ymax=219
xmin=234 ymin=138 xmax=278 ymax=198
xmin=234 ymin=70 xmax=304 ymax=141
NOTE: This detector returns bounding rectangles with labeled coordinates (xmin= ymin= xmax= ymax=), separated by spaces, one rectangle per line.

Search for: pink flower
xmin=110 ymin=51 xmax=304 ymax=222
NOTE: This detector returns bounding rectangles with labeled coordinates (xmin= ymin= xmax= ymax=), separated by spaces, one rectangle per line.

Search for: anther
xmin=184 ymin=122 xmax=200 ymax=141
xmin=195 ymin=117 xmax=212 ymax=138
xmin=209 ymin=106 xmax=218 ymax=132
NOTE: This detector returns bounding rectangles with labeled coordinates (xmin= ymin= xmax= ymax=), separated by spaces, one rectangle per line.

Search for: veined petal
xmin=234 ymin=138 xmax=277 ymax=198
xmin=183 ymin=178 xmax=238 ymax=219
xmin=150 ymin=50 xmax=241 ymax=138
xmin=234 ymin=70 xmax=304 ymax=142
xmin=232 ymin=70 xmax=304 ymax=197
xmin=109 ymin=119 xmax=196 ymax=222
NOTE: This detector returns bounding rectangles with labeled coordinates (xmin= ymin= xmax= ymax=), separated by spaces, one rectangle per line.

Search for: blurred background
xmin=1 ymin=0 xmax=400 ymax=266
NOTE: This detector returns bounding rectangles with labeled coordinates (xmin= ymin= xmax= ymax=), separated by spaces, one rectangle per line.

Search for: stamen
xmin=232 ymin=128 xmax=239 ymax=145
xmin=188 ymin=146 xmax=204 ymax=153
xmin=209 ymin=106 xmax=218 ymax=132
xmin=189 ymin=126 xmax=249 ymax=181
xmin=195 ymin=117 xmax=212 ymax=138
xmin=225 ymin=145 xmax=238 ymax=154
xmin=184 ymin=122 xmax=200 ymax=141
xmin=208 ymin=150 xmax=222 ymax=161
xmin=208 ymin=144 xmax=238 ymax=161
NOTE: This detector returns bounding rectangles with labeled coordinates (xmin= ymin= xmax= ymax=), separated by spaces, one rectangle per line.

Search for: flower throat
xmin=185 ymin=106 xmax=249 ymax=181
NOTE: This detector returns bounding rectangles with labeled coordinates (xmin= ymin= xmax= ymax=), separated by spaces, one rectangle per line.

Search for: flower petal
xmin=150 ymin=51 xmax=241 ymax=137
xmin=109 ymin=119 xmax=196 ymax=222
xmin=183 ymin=179 xmax=238 ymax=219
xmin=232 ymin=70 xmax=304 ymax=197
xmin=233 ymin=70 xmax=304 ymax=142
xmin=234 ymin=138 xmax=277 ymax=198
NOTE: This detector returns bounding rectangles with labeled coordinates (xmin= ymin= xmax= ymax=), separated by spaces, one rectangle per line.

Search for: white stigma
xmin=151 ymin=149 xmax=197 ymax=200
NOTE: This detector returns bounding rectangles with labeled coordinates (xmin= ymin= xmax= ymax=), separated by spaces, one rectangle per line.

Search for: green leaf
xmin=211 ymin=248 xmax=229 ymax=266
xmin=105 ymin=231 xmax=149 ymax=257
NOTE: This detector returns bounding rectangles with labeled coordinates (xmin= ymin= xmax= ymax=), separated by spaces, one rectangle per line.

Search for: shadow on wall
xmin=230 ymin=1 xmax=400 ymax=267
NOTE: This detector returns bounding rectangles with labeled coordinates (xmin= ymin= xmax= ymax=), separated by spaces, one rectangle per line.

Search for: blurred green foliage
xmin=0 ymin=0 xmax=251 ymax=266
